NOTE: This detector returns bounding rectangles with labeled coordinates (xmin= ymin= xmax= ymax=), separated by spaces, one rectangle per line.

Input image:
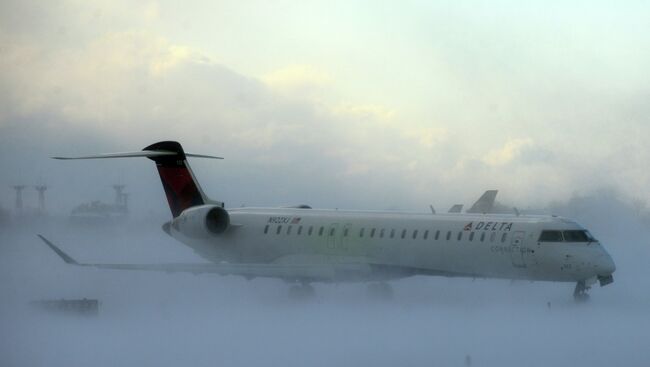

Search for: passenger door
xmin=510 ymin=231 xmax=526 ymax=268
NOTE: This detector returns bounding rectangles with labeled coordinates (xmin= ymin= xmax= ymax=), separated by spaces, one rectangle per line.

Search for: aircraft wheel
xmin=573 ymin=281 xmax=590 ymax=303
xmin=574 ymin=292 xmax=590 ymax=302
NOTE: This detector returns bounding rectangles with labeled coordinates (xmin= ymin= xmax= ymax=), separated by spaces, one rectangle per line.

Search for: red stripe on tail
xmin=157 ymin=166 xmax=204 ymax=217
xmin=144 ymin=141 xmax=207 ymax=217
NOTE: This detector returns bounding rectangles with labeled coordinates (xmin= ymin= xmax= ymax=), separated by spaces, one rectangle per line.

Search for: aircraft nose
xmin=597 ymin=252 xmax=616 ymax=275
xmin=595 ymin=250 xmax=616 ymax=287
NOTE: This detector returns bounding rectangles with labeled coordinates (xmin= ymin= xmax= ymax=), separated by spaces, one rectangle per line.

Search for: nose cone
xmin=597 ymin=251 xmax=616 ymax=276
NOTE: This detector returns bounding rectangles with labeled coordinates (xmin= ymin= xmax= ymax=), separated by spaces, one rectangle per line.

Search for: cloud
xmin=481 ymin=138 xmax=554 ymax=167
xmin=263 ymin=65 xmax=331 ymax=91
xmin=332 ymin=104 xmax=396 ymax=123
xmin=1 ymin=1 xmax=650 ymax=212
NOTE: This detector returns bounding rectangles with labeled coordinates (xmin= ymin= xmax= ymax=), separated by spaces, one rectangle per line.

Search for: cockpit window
xmin=538 ymin=230 xmax=563 ymax=242
xmin=563 ymin=230 xmax=594 ymax=242
xmin=539 ymin=230 xmax=596 ymax=243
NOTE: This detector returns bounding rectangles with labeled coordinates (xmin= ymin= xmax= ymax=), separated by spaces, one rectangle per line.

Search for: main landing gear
xmin=573 ymin=280 xmax=590 ymax=302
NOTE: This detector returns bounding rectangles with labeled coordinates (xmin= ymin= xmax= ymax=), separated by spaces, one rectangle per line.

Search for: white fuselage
xmin=168 ymin=207 xmax=616 ymax=283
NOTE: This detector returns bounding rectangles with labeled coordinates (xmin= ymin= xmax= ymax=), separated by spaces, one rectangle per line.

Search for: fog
xmin=2 ymin=1 xmax=650 ymax=366
xmin=1 ymin=191 xmax=649 ymax=367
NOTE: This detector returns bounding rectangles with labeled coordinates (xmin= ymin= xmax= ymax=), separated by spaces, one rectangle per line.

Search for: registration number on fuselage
xmin=268 ymin=216 xmax=301 ymax=224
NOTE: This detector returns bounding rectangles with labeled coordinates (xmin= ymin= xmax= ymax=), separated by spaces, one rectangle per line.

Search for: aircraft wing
xmin=37 ymin=235 xmax=372 ymax=282
xmin=467 ymin=190 xmax=498 ymax=214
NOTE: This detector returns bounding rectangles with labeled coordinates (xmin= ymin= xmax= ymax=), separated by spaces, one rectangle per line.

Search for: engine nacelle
xmin=171 ymin=205 xmax=230 ymax=238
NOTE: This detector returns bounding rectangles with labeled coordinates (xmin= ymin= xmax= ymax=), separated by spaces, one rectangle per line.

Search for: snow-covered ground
xmin=1 ymin=204 xmax=648 ymax=367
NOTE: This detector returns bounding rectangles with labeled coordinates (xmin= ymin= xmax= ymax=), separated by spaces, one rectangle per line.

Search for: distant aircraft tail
xmin=448 ymin=204 xmax=463 ymax=213
xmin=467 ymin=190 xmax=498 ymax=214
xmin=53 ymin=141 xmax=223 ymax=217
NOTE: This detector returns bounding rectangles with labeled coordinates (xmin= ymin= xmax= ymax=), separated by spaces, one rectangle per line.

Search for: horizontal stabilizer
xmin=185 ymin=153 xmax=224 ymax=159
xmin=52 ymin=141 xmax=224 ymax=217
xmin=52 ymin=150 xmax=223 ymax=160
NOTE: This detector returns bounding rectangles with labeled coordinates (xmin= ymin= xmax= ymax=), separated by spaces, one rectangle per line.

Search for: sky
xmin=2 ymin=4 xmax=650 ymax=365
xmin=1 ymin=0 xmax=649 ymax=215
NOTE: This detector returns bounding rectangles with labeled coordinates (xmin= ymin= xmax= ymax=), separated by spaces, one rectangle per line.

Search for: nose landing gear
xmin=573 ymin=280 xmax=590 ymax=302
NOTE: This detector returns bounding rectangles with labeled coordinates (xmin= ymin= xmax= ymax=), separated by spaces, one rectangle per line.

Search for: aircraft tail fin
xmin=53 ymin=141 xmax=223 ymax=217
xmin=467 ymin=190 xmax=498 ymax=214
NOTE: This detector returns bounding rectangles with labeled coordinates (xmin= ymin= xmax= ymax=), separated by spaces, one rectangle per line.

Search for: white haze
xmin=1 ymin=1 xmax=650 ymax=366
xmin=1 ymin=192 xmax=649 ymax=367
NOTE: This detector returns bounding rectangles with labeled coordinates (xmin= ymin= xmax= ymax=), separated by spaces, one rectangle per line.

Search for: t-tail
xmin=53 ymin=141 xmax=223 ymax=217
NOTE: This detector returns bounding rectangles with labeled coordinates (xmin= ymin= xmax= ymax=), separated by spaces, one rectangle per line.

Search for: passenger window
xmin=380 ymin=228 xmax=385 ymax=238
xmin=308 ymin=226 xmax=313 ymax=236
xmin=297 ymin=226 xmax=303 ymax=235
xmin=401 ymin=229 xmax=407 ymax=239
xmin=360 ymin=228 xmax=365 ymax=237
xmin=343 ymin=228 xmax=349 ymax=237
xmin=329 ymin=227 xmax=335 ymax=236
xmin=480 ymin=232 xmax=485 ymax=242
xmin=469 ymin=232 xmax=474 ymax=241
xmin=423 ymin=230 xmax=429 ymax=240
xmin=457 ymin=232 xmax=462 ymax=241
xmin=435 ymin=230 xmax=440 ymax=240
xmin=501 ymin=233 xmax=508 ymax=242
xmin=412 ymin=230 xmax=418 ymax=239
xmin=539 ymin=230 xmax=563 ymax=242
xmin=370 ymin=228 xmax=376 ymax=238
xmin=446 ymin=231 xmax=451 ymax=240
xmin=264 ymin=225 xmax=269 ymax=234
xmin=318 ymin=227 xmax=324 ymax=236
xmin=287 ymin=226 xmax=292 ymax=235
xmin=276 ymin=225 xmax=282 ymax=235
xmin=490 ymin=232 xmax=496 ymax=242
xmin=390 ymin=229 xmax=395 ymax=238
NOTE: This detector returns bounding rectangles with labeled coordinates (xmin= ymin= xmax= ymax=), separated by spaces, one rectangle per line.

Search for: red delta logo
xmin=465 ymin=221 xmax=514 ymax=232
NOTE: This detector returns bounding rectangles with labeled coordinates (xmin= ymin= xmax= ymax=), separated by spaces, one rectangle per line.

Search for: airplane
xmin=466 ymin=190 xmax=498 ymax=214
xmin=39 ymin=141 xmax=616 ymax=301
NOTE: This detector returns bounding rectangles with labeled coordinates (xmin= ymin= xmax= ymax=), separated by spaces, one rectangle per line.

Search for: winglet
xmin=37 ymin=235 xmax=79 ymax=265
